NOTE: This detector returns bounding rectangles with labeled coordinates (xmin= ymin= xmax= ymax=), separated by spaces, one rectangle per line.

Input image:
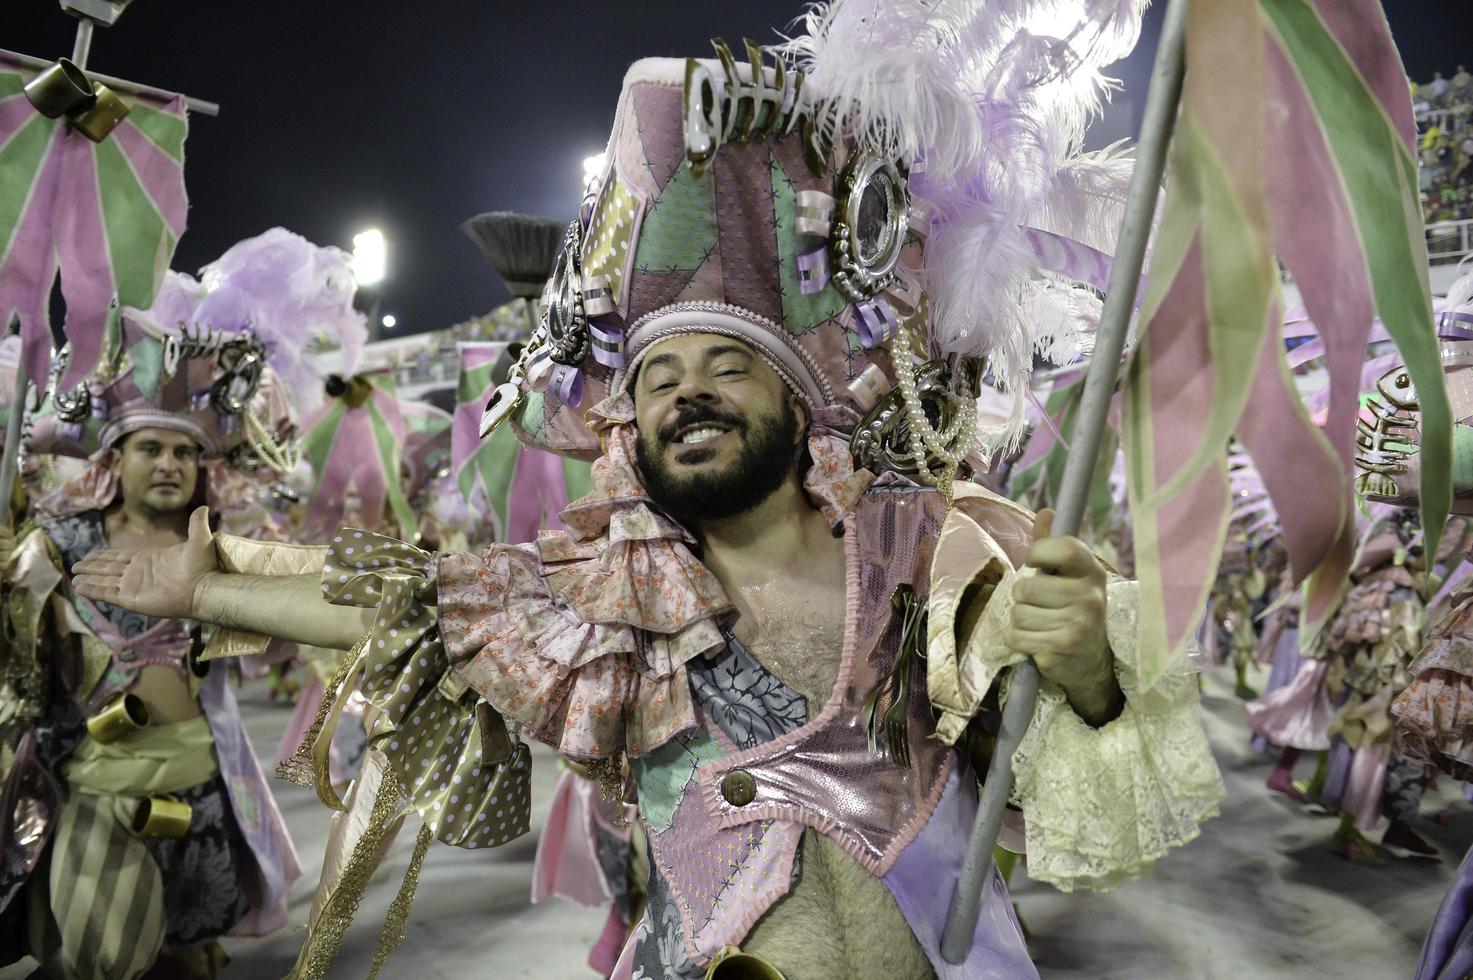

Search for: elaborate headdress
xmin=28 ymin=228 xmax=366 ymax=527
xmin=491 ymin=3 xmax=1143 ymax=498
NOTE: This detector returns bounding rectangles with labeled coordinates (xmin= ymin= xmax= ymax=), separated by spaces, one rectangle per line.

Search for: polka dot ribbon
xmin=321 ymin=528 xmax=532 ymax=849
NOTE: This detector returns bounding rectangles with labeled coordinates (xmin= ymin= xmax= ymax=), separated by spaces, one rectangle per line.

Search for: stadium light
xmin=582 ymin=153 xmax=606 ymax=179
xmin=352 ymin=228 xmax=387 ymax=287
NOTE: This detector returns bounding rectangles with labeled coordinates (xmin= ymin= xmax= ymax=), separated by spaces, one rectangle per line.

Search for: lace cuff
xmin=1008 ymin=579 xmax=1225 ymax=891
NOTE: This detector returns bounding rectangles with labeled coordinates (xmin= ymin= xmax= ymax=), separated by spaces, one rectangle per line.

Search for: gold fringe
xmin=275 ymin=640 xmax=364 ymax=789
xmin=366 ymin=824 xmax=434 ymax=980
xmin=584 ymin=753 xmax=629 ymax=827
xmin=2 ymin=522 xmax=55 ymax=724
xmin=290 ymin=766 xmax=406 ymax=980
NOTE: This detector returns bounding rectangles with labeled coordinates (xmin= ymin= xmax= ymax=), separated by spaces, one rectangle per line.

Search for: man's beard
xmin=636 ymin=402 xmax=800 ymax=524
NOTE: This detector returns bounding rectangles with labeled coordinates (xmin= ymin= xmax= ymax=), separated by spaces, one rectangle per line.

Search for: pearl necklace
xmin=890 ymin=325 xmax=978 ymax=504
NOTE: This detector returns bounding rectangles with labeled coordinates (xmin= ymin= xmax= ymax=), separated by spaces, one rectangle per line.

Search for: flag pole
xmin=0 ymin=353 xmax=25 ymax=524
xmin=940 ymin=0 xmax=1191 ymax=962
xmin=2 ymin=50 xmax=221 ymax=117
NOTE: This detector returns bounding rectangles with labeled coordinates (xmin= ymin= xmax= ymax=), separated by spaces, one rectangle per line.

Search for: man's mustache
xmin=658 ymin=406 xmax=747 ymax=447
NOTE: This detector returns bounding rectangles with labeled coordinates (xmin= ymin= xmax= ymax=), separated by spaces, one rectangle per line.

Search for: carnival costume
xmin=1207 ymin=525 xmax=1271 ymax=700
xmin=241 ymin=13 xmax=1230 ymax=973
xmin=0 ymin=228 xmax=361 ymax=979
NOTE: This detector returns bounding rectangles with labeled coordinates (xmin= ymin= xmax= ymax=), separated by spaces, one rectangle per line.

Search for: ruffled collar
xmin=535 ymin=390 xmax=874 ymax=643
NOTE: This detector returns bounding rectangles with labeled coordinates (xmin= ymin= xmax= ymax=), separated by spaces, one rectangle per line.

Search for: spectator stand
xmin=1416 ymin=64 xmax=1473 ymax=264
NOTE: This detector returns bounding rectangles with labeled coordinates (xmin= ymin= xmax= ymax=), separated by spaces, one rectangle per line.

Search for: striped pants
xmin=24 ymin=776 xmax=247 ymax=980
xmin=26 ymin=791 xmax=167 ymax=980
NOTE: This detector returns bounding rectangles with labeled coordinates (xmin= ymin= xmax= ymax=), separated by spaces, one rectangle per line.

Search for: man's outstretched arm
xmin=73 ymin=506 xmax=374 ymax=650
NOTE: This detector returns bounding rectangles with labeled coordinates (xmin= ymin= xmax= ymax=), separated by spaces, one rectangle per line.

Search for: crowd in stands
xmin=1416 ymin=66 xmax=1473 ymax=228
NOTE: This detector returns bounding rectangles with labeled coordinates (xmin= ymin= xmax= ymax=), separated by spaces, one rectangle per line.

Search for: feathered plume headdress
xmin=133 ymin=227 xmax=368 ymax=415
xmin=783 ymin=0 xmax=1144 ymax=445
xmin=488 ymin=0 xmax=1147 ymax=495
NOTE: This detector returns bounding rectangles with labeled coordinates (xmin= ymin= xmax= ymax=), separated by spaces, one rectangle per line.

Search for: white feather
xmin=783 ymin=0 xmax=1148 ymax=405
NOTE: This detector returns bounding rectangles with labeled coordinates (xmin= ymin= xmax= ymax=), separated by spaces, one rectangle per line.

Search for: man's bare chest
xmin=731 ymin=574 xmax=848 ymax=707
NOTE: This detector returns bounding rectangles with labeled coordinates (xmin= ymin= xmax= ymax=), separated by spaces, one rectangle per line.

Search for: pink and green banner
xmin=301 ymin=374 xmax=417 ymax=541
xmin=1123 ymin=0 xmax=1446 ymax=685
xmin=453 ymin=341 xmax=590 ymax=544
xmin=0 ymin=51 xmax=188 ymax=395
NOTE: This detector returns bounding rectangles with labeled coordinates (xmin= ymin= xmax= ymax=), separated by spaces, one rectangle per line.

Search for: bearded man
xmin=75 ymin=46 xmax=1223 ymax=979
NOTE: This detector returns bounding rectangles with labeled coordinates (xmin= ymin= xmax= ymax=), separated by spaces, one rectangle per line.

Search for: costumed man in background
xmin=74 ymin=20 xmax=1225 ymax=977
xmin=0 ymin=227 xmax=363 ymax=980
xmin=1387 ymin=269 xmax=1473 ymax=978
xmin=0 ymin=348 xmax=301 ymax=980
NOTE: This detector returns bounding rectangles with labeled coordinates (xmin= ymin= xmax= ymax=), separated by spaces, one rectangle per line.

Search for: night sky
xmin=7 ymin=1 xmax=1470 ymax=338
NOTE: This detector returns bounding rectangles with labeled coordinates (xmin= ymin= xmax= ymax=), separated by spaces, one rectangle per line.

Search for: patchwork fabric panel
xmin=632 ymin=164 xmax=718 ymax=274
xmin=631 ymin=728 xmax=726 ymax=835
xmin=687 ymin=628 xmax=807 ymax=750
xmin=631 ymin=632 xmax=808 ymax=967
xmin=771 ymin=153 xmax=850 ymax=335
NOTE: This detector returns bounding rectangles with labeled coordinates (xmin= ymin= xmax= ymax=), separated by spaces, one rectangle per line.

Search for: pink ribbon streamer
xmin=505 ymin=446 xmax=571 ymax=544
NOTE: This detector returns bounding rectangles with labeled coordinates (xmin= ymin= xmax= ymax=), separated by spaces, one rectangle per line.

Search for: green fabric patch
xmin=633 ymin=164 xmax=717 ymax=272
xmin=95 ymin=136 xmax=169 ymax=309
xmin=631 ymin=727 xmax=725 ymax=834
xmin=1452 ymin=426 xmax=1473 ymax=492
xmin=458 ymin=362 xmax=494 ymax=405
xmin=459 ymin=420 xmax=519 ymax=534
xmin=771 ymin=153 xmax=849 ymax=336
xmin=125 ymin=101 xmax=187 ymax=163
xmin=129 ymin=336 xmax=164 ymax=402
xmin=0 ymin=73 xmax=26 ymax=100
xmin=0 ymin=115 xmax=56 ymax=253
xmin=513 ymin=391 xmax=554 ymax=448
xmin=562 ymin=457 xmax=593 ymax=502
xmin=366 ymin=399 xmax=417 ymax=537
xmin=303 ymin=401 xmax=347 ymax=476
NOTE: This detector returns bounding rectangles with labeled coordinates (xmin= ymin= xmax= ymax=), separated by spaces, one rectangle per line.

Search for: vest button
xmin=720 ymin=769 xmax=757 ymax=807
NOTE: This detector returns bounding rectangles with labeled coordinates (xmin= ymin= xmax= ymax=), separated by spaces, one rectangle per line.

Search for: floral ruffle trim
xmin=1393 ymin=636 xmax=1473 ymax=780
xmin=1008 ymin=580 xmax=1226 ymax=892
xmin=437 ymin=540 xmax=706 ymax=760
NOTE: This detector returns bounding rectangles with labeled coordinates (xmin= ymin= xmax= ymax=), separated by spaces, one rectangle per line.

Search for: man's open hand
xmin=73 ymin=506 xmax=219 ymax=620
xmin=1007 ymin=509 xmax=1122 ymax=725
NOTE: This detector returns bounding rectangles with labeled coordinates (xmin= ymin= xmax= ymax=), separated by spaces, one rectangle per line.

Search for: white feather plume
xmin=783 ymin=0 xmax=1147 ymax=447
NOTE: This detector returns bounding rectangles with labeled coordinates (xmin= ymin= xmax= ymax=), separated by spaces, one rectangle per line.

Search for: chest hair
xmin=731 ymin=556 xmax=848 ymax=707
xmin=743 ymin=832 xmax=937 ymax=980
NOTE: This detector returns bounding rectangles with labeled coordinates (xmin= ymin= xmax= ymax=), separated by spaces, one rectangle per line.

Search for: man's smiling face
xmin=632 ymin=333 xmax=807 ymax=524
